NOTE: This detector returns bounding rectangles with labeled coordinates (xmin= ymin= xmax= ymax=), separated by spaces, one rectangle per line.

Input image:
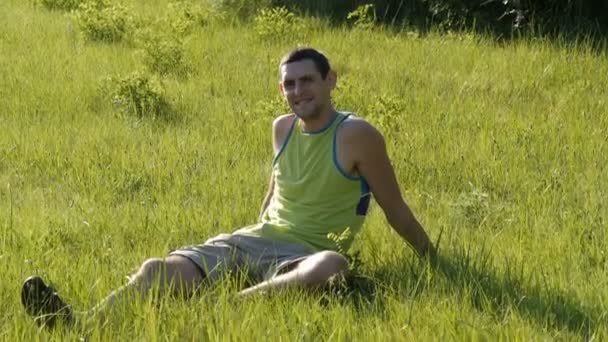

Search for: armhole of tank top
xmin=334 ymin=113 xmax=371 ymax=216
xmin=272 ymin=115 xmax=297 ymax=165
xmin=333 ymin=113 xmax=361 ymax=181
xmin=357 ymin=179 xmax=371 ymax=216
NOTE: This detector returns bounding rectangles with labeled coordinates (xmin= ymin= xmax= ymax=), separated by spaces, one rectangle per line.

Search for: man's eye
xmin=283 ymin=81 xmax=295 ymax=88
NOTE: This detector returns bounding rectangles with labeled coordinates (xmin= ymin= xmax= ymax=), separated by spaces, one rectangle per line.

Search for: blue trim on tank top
xmin=332 ymin=113 xmax=362 ymax=181
xmin=301 ymin=111 xmax=339 ymax=135
xmin=332 ymin=113 xmax=371 ymax=204
xmin=360 ymin=179 xmax=370 ymax=194
xmin=272 ymin=115 xmax=298 ymax=165
xmin=357 ymin=180 xmax=371 ymax=216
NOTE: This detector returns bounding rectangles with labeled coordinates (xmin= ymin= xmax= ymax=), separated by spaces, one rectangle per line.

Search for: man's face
xmin=280 ymin=59 xmax=336 ymax=120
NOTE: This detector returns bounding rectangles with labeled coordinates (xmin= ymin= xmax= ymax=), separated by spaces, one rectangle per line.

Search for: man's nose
xmin=294 ymin=81 xmax=304 ymax=96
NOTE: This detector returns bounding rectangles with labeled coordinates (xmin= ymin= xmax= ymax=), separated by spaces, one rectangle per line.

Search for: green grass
xmin=1 ymin=0 xmax=607 ymax=340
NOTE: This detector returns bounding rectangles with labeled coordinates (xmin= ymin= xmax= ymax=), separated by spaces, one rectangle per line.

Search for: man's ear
xmin=326 ymin=70 xmax=337 ymax=89
xmin=278 ymin=81 xmax=284 ymax=95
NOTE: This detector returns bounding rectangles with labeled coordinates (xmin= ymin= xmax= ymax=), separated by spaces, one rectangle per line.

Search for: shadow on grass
xmin=338 ymin=249 xmax=599 ymax=338
xmin=437 ymin=252 xmax=596 ymax=337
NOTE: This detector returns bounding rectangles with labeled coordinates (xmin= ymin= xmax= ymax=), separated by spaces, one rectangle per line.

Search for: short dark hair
xmin=279 ymin=47 xmax=331 ymax=79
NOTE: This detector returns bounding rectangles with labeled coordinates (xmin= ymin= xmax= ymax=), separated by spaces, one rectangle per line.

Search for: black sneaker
xmin=21 ymin=276 xmax=74 ymax=329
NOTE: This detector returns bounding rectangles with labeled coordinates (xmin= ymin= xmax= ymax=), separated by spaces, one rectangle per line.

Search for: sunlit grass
xmin=1 ymin=0 xmax=607 ymax=340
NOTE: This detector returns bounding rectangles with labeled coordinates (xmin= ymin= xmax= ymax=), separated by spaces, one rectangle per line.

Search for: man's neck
xmin=299 ymin=107 xmax=337 ymax=133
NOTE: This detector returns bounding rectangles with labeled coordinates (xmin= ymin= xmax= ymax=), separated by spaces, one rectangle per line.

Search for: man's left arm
xmin=353 ymin=122 xmax=435 ymax=258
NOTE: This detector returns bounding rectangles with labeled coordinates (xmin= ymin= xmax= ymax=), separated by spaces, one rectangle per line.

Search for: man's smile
xmin=294 ymin=98 xmax=313 ymax=106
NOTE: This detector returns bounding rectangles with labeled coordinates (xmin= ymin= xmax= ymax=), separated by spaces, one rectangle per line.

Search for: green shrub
xmin=347 ymin=4 xmax=376 ymax=30
xmin=210 ymin=0 xmax=272 ymax=21
xmin=104 ymin=71 xmax=171 ymax=119
xmin=326 ymin=227 xmax=373 ymax=300
xmin=72 ymin=0 xmax=135 ymax=42
xmin=253 ymin=6 xmax=304 ymax=41
xmin=165 ymin=1 xmax=219 ymax=36
xmin=34 ymin=0 xmax=85 ymax=11
xmin=140 ymin=34 xmax=190 ymax=77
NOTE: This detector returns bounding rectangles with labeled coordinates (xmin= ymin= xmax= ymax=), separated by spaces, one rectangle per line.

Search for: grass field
xmin=1 ymin=0 xmax=607 ymax=340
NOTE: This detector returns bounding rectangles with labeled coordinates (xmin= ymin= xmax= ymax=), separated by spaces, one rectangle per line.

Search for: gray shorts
xmin=169 ymin=233 xmax=315 ymax=283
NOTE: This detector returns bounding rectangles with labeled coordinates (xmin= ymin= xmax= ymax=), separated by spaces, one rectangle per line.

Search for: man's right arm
xmin=258 ymin=114 xmax=295 ymax=221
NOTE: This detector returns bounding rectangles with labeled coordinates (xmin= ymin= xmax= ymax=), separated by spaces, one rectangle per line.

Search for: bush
xmin=72 ymin=0 xmax=135 ymax=42
xmin=253 ymin=6 xmax=305 ymax=41
xmin=34 ymin=0 xmax=85 ymax=11
xmin=104 ymin=71 xmax=171 ymax=119
xmin=273 ymin=0 xmax=353 ymax=19
xmin=165 ymin=0 xmax=219 ymax=36
xmin=210 ymin=0 xmax=272 ymax=21
xmin=140 ymin=34 xmax=190 ymax=77
xmin=347 ymin=4 xmax=376 ymax=30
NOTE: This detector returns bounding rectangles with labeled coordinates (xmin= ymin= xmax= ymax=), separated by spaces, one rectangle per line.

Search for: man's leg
xmin=238 ymin=251 xmax=348 ymax=297
xmin=87 ymin=255 xmax=204 ymax=321
xmin=22 ymin=255 xmax=205 ymax=328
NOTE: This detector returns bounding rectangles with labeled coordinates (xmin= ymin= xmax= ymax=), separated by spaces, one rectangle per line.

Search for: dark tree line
xmin=274 ymin=0 xmax=608 ymax=36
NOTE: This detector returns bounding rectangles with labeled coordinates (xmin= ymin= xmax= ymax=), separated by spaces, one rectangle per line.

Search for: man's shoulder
xmin=273 ymin=113 xmax=296 ymax=126
xmin=272 ymin=113 xmax=297 ymax=152
xmin=336 ymin=114 xmax=386 ymax=172
xmin=337 ymin=114 xmax=382 ymax=141
xmin=272 ymin=113 xmax=296 ymax=133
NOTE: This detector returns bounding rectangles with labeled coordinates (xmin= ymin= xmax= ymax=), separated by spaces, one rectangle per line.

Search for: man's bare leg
xmin=22 ymin=255 xmax=204 ymax=330
xmin=238 ymin=251 xmax=348 ymax=297
xmin=83 ymin=255 xmax=204 ymax=325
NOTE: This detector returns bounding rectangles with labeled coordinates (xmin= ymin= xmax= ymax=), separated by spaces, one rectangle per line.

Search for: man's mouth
xmin=294 ymin=98 xmax=313 ymax=106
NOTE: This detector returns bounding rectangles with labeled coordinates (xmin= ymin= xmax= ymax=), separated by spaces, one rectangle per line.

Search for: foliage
xmin=33 ymin=0 xmax=85 ymax=11
xmin=325 ymin=227 xmax=381 ymax=307
xmin=498 ymin=0 xmax=608 ymax=30
xmin=347 ymin=4 xmax=376 ymax=30
xmin=273 ymin=0 xmax=353 ymax=17
xmin=273 ymin=0 xmax=608 ymax=35
xmin=72 ymin=0 xmax=135 ymax=42
xmin=164 ymin=0 xmax=219 ymax=36
xmin=253 ymin=6 xmax=305 ymax=41
xmin=103 ymin=71 xmax=171 ymax=119
xmin=210 ymin=0 xmax=272 ymax=21
xmin=139 ymin=34 xmax=190 ymax=77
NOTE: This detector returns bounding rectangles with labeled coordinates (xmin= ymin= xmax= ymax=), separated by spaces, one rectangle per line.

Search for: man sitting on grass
xmin=22 ymin=47 xmax=436 ymax=329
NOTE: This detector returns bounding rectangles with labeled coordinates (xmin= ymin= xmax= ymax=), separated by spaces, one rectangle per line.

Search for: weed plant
xmin=139 ymin=34 xmax=190 ymax=78
xmin=72 ymin=0 xmax=135 ymax=42
xmin=33 ymin=0 xmax=85 ymax=11
xmin=103 ymin=71 xmax=171 ymax=119
xmin=253 ymin=6 xmax=305 ymax=42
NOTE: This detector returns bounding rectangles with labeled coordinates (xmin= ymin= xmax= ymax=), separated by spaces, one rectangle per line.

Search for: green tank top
xmin=237 ymin=112 xmax=371 ymax=252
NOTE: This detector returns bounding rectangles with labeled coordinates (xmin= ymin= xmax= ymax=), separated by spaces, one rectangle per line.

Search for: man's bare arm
xmin=259 ymin=114 xmax=294 ymax=222
xmin=352 ymin=122 xmax=435 ymax=258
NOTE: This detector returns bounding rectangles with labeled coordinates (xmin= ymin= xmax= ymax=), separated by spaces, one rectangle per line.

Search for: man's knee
xmin=164 ymin=255 xmax=204 ymax=286
xmin=299 ymin=251 xmax=349 ymax=286
xmin=131 ymin=257 xmax=165 ymax=289
xmin=131 ymin=256 xmax=203 ymax=294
